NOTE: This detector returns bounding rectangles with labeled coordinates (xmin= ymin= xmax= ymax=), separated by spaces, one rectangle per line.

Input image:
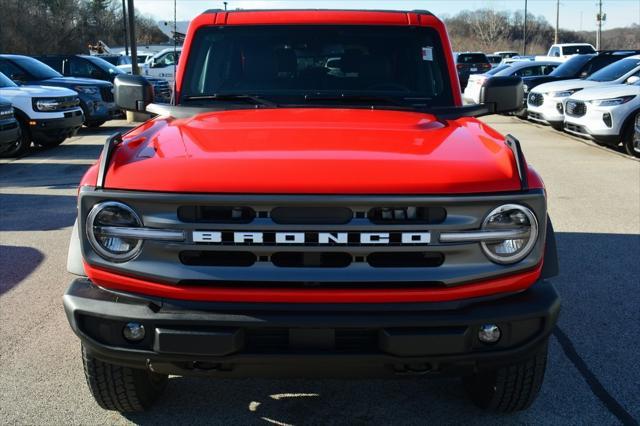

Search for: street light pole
xmin=555 ymin=0 xmax=560 ymax=44
xmin=523 ymin=0 xmax=528 ymax=55
xmin=596 ymin=0 xmax=604 ymax=50
xmin=127 ymin=0 xmax=139 ymax=75
xmin=122 ymin=0 xmax=129 ymax=56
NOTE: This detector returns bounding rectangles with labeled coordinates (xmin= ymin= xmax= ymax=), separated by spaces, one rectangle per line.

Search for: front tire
xmin=85 ymin=120 xmax=106 ymax=128
xmin=0 ymin=119 xmax=30 ymax=158
xmin=82 ymin=345 xmax=168 ymax=412
xmin=622 ymin=114 xmax=640 ymax=158
xmin=463 ymin=342 xmax=548 ymax=412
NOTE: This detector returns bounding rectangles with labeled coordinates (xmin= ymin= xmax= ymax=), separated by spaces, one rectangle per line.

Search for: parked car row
xmin=462 ymin=50 xmax=640 ymax=157
xmin=0 ymin=52 xmax=173 ymax=158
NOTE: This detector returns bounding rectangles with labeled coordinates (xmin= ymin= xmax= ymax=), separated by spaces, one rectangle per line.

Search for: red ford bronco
xmin=64 ymin=9 xmax=560 ymax=413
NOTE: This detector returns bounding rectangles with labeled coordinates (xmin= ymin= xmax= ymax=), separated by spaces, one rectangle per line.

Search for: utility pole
xmin=224 ymin=2 xmax=228 ymax=10
xmin=522 ymin=0 xmax=528 ymax=55
xmin=596 ymin=0 xmax=605 ymax=50
xmin=555 ymin=0 xmax=560 ymax=44
xmin=127 ymin=0 xmax=139 ymax=75
xmin=122 ymin=0 xmax=129 ymax=56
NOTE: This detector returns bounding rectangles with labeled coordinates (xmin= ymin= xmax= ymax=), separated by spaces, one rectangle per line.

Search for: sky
xmin=135 ymin=0 xmax=640 ymax=31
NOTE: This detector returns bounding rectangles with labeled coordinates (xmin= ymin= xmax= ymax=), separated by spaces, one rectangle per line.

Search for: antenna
xmin=173 ymin=0 xmax=177 ymax=104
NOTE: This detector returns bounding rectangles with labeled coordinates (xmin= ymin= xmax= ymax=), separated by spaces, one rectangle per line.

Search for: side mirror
xmin=626 ymin=75 xmax=640 ymax=85
xmin=114 ymin=74 xmax=153 ymax=111
xmin=479 ymin=76 xmax=523 ymax=114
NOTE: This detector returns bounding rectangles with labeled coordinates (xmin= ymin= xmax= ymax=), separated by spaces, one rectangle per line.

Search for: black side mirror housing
xmin=114 ymin=74 xmax=153 ymax=112
xmin=479 ymin=76 xmax=523 ymax=114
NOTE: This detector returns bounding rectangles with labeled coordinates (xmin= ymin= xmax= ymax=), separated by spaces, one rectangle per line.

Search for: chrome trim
xmin=439 ymin=228 xmax=529 ymax=243
xmin=86 ymin=201 xmax=143 ymax=263
xmin=480 ymin=204 xmax=539 ymax=265
xmin=95 ymin=226 xmax=186 ymax=241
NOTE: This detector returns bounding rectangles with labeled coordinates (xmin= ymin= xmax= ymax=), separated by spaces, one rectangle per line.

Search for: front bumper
xmin=0 ymin=118 xmax=20 ymax=149
xmin=29 ymin=110 xmax=84 ymax=142
xmin=64 ymin=278 xmax=560 ymax=377
xmin=564 ymin=106 xmax=623 ymax=145
xmin=527 ymin=95 xmax=566 ymax=124
xmin=79 ymin=98 xmax=120 ymax=121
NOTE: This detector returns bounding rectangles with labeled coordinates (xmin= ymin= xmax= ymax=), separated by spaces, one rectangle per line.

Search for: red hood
xmin=102 ymin=108 xmax=521 ymax=194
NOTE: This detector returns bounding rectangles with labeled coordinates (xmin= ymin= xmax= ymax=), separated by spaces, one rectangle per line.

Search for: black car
xmin=522 ymin=50 xmax=640 ymax=98
xmin=36 ymin=55 xmax=172 ymax=104
xmin=0 ymin=54 xmax=119 ymax=127
xmin=453 ymin=52 xmax=492 ymax=90
xmin=0 ymin=97 xmax=21 ymax=156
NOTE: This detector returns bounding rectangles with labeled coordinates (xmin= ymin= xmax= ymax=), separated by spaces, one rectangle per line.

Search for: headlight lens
xmin=481 ymin=204 xmax=538 ymax=264
xmin=588 ymin=95 xmax=635 ymax=107
xmin=34 ymin=99 xmax=61 ymax=111
xmin=523 ymin=84 xmax=529 ymax=93
xmin=547 ymin=89 xmax=580 ymax=98
xmin=73 ymin=85 xmax=99 ymax=95
xmin=0 ymin=106 xmax=13 ymax=118
xmin=86 ymin=201 xmax=143 ymax=262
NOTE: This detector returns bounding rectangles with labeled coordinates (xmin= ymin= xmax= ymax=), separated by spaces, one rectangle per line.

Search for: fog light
xmin=478 ymin=324 xmax=501 ymax=344
xmin=123 ymin=322 xmax=145 ymax=342
xmin=602 ymin=113 xmax=612 ymax=128
xmin=556 ymin=103 xmax=563 ymax=113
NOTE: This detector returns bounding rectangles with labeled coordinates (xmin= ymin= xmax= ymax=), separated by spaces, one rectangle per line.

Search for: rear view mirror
xmin=114 ymin=74 xmax=153 ymax=112
xmin=479 ymin=76 xmax=523 ymax=114
xmin=626 ymin=76 xmax=640 ymax=85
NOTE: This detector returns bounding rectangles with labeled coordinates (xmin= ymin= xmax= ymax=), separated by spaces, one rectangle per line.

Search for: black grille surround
xmin=528 ymin=92 xmax=544 ymax=107
xmin=565 ymin=100 xmax=586 ymax=117
xmin=78 ymin=189 xmax=548 ymax=289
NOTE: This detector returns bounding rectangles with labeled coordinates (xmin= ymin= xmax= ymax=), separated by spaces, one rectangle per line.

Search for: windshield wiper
xmin=303 ymin=93 xmax=408 ymax=107
xmin=183 ymin=94 xmax=277 ymax=107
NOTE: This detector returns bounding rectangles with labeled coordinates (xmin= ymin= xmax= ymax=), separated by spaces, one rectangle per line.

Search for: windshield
xmin=587 ymin=58 xmax=640 ymax=82
xmin=10 ymin=56 xmax=62 ymax=79
xmin=457 ymin=53 xmax=488 ymax=64
xmin=0 ymin=72 xmax=18 ymax=88
xmin=550 ymin=54 xmax=593 ymax=78
xmin=563 ymin=45 xmax=596 ymax=55
xmin=488 ymin=64 xmax=512 ymax=75
xmin=182 ymin=25 xmax=454 ymax=107
xmin=85 ymin=56 xmax=124 ymax=75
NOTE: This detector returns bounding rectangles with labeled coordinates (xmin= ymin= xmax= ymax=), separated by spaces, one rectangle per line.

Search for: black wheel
xmin=33 ymin=137 xmax=66 ymax=148
xmin=85 ymin=120 xmax=106 ymax=128
xmin=550 ymin=122 xmax=564 ymax=131
xmin=622 ymin=114 xmax=640 ymax=158
xmin=82 ymin=345 xmax=168 ymax=412
xmin=0 ymin=119 xmax=30 ymax=158
xmin=463 ymin=342 xmax=548 ymax=412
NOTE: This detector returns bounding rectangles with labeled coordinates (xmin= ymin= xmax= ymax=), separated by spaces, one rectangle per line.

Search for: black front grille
xmin=368 ymin=206 xmax=446 ymax=224
xmin=528 ymin=92 xmax=544 ymax=107
xmin=565 ymin=100 xmax=586 ymax=117
xmin=100 ymin=86 xmax=114 ymax=102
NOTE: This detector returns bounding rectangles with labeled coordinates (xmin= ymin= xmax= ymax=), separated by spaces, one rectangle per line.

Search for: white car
xmin=564 ymin=77 xmax=640 ymax=157
xmin=140 ymin=47 xmax=182 ymax=83
xmin=464 ymin=61 xmax=558 ymax=105
xmin=535 ymin=43 xmax=596 ymax=62
xmin=527 ymin=55 xmax=640 ymax=130
xmin=0 ymin=71 xmax=83 ymax=157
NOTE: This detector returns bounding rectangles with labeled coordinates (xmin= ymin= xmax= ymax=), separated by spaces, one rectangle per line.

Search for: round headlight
xmin=481 ymin=204 xmax=538 ymax=264
xmin=86 ymin=201 xmax=143 ymax=262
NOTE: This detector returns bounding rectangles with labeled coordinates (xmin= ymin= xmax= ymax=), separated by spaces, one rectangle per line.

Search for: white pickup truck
xmin=535 ymin=43 xmax=596 ymax=63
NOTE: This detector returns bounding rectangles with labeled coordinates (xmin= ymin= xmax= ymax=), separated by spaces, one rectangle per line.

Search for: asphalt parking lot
xmin=1 ymin=116 xmax=639 ymax=425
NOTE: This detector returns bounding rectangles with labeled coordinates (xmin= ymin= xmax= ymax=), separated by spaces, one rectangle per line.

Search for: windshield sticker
xmin=422 ymin=47 xmax=433 ymax=61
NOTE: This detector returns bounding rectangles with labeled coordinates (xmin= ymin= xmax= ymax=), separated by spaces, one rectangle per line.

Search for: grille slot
xmin=368 ymin=206 xmax=446 ymax=224
xmin=271 ymin=207 xmax=352 ymax=224
xmin=178 ymin=206 xmax=255 ymax=223
xmin=528 ymin=92 xmax=543 ymax=106
xmin=180 ymin=250 xmax=256 ymax=266
xmin=271 ymin=252 xmax=352 ymax=268
xmin=367 ymin=252 xmax=444 ymax=268
xmin=565 ymin=100 xmax=586 ymax=117
xmin=100 ymin=86 xmax=114 ymax=102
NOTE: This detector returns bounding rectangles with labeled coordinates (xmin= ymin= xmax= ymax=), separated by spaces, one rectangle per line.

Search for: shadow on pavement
xmin=0 ymin=163 xmax=91 ymax=189
xmin=0 ymin=193 xmax=77 ymax=231
xmin=28 ymin=144 xmax=103 ymax=161
xmin=0 ymin=245 xmax=44 ymax=295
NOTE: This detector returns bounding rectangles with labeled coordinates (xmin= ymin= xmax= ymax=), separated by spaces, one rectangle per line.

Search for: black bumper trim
xmin=64 ymin=279 xmax=560 ymax=376
xmin=30 ymin=111 xmax=84 ymax=130
xmin=0 ymin=119 xmax=20 ymax=146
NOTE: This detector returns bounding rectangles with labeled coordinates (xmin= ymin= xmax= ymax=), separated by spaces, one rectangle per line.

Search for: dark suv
xmin=454 ymin=52 xmax=491 ymax=89
xmin=36 ymin=55 xmax=172 ymax=104
xmin=0 ymin=55 xmax=119 ymax=128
